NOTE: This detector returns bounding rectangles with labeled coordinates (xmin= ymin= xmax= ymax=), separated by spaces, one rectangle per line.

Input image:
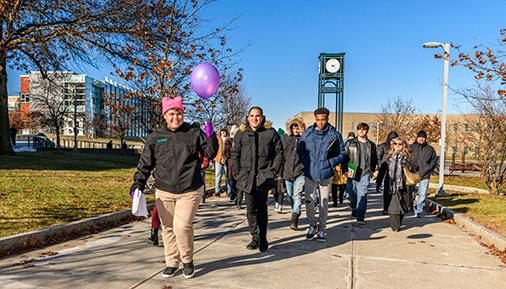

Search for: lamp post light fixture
xmin=423 ymin=41 xmax=450 ymax=195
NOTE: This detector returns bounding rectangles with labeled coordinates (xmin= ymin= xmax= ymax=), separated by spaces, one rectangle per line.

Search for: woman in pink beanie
xmin=130 ymin=96 xmax=218 ymax=279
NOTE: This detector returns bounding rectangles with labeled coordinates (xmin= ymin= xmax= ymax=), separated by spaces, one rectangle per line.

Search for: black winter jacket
xmin=377 ymin=131 xmax=399 ymax=184
xmin=231 ymin=125 xmax=283 ymax=193
xmin=281 ymin=135 xmax=304 ymax=180
xmin=130 ymin=122 xmax=218 ymax=194
xmin=343 ymin=138 xmax=378 ymax=180
xmin=409 ymin=142 xmax=438 ymax=180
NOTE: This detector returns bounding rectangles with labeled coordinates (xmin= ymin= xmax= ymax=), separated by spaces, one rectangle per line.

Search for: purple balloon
xmin=190 ymin=63 xmax=220 ymax=100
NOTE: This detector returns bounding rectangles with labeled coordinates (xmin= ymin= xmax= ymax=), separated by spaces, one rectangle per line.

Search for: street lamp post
xmin=423 ymin=42 xmax=450 ymax=195
xmin=72 ymin=85 xmax=78 ymax=151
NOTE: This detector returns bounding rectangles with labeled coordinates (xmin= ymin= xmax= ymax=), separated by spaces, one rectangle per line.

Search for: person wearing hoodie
xmin=298 ymin=107 xmax=345 ymax=242
xmin=409 ymin=130 xmax=438 ymax=217
xmin=376 ymin=131 xmax=399 ymax=215
xmin=281 ymin=118 xmax=306 ymax=230
xmin=130 ymin=96 xmax=218 ymax=279
xmin=343 ymin=122 xmax=378 ymax=225
xmin=231 ymin=107 xmax=283 ymax=252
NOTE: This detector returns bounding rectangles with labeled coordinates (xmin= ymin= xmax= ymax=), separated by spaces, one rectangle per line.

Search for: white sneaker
xmin=317 ymin=231 xmax=327 ymax=242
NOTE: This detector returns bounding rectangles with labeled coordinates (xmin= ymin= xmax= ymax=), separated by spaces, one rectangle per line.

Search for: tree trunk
xmin=55 ymin=123 xmax=61 ymax=149
xmin=0 ymin=49 xmax=14 ymax=155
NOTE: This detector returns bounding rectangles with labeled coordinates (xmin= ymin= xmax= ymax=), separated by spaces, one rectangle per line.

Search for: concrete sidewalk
xmin=0 ymin=189 xmax=504 ymax=289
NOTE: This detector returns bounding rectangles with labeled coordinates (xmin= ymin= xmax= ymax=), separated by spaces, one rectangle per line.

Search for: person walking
xmin=281 ymin=118 xmax=306 ymax=229
xmin=386 ymin=137 xmax=418 ymax=231
xmin=9 ymin=126 xmax=17 ymax=145
xmin=214 ymin=129 xmax=233 ymax=199
xmin=231 ymin=107 xmax=283 ymax=252
xmin=147 ymin=205 xmax=161 ymax=246
xmin=409 ymin=130 xmax=438 ymax=217
xmin=130 ymin=96 xmax=218 ymax=279
xmin=376 ymin=131 xmax=399 ymax=215
xmin=331 ymin=164 xmax=347 ymax=206
xmin=298 ymin=107 xmax=345 ymax=242
xmin=343 ymin=122 xmax=378 ymax=225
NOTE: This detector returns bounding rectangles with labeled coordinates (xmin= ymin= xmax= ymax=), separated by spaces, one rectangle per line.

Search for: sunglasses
xmin=393 ymin=142 xmax=403 ymax=146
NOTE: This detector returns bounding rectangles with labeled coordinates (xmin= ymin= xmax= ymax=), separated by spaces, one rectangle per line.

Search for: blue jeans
xmin=215 ymin=162 xmax=231 ymax=195
xmin=285 ymin=175 xmax=304 ymax=215
xmin=349 ymin=174 xmax=371 ymax=220
xmin=414 ymin=179 xmax=429 ymax=215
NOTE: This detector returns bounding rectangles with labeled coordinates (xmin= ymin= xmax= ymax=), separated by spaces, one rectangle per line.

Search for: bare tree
xmin=0 ymin=0 xmax=161 ymax=155
xmin=456 ymin=85 xmax=506 ymax=195
xmin=376 ymin=96 xmax=441 ymax=143
xmin=102 ymin=91 xmax=135 ymax=146
xmin=29 ymin=73 xmax=70 ymax=149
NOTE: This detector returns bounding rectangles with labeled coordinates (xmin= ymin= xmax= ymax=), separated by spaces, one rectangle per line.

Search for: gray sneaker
xmin=317 ymin=231 xmax=327 ymax=242
xmin=306 ymin=225 xmax=318 ymax=240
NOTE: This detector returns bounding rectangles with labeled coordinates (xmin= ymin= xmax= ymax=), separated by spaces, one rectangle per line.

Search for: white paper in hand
xmin=131 ymin=189 xmax=148 ymax=217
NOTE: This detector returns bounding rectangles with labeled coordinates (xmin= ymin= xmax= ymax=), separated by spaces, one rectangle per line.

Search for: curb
xmin=425 ymin=198 xmax=506 ymax=251
xmin=428 ymin=183 xmax=489 ymax=194
xmin=0 ymin=203 xmax=155 ymax=257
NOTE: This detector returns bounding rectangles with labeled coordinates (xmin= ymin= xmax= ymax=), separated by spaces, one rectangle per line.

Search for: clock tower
xmin=318 ymin=53 xmax=345 ymax=133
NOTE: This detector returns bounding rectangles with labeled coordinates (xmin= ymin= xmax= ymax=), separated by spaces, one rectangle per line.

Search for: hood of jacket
xmin=285 ymin=118 xmax=306 ymax=136
xmin=385 ymin=131 xmax=399 ymax=144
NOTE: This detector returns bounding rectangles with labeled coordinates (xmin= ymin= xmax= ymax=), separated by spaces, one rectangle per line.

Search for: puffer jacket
xmin=130 ymin=122 xmax=218 ymax=194
xmin=298 ymin=123 xmax=345 ymax=182
xmin=343 ymin=138 xmax=378 ymax=180
xmin=231 ymin=122 xmax=283 ymax=193
xmin=281 ymin=118 xmax=306 ymax=180
xmin=409 ymin=141 xmax=438 ymax=180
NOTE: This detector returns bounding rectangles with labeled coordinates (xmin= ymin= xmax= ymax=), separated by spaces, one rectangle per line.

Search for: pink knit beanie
xmin=162 ymin=96 xmax=184 ymax=115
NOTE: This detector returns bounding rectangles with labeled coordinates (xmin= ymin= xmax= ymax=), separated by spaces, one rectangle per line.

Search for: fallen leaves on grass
xmin=38 ymin=251 xmax=58 ymax=257
xmin=481 ymin=242 xmax=506 ymax=264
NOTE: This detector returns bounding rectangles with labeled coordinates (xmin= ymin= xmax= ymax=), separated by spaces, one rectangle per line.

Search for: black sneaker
xmin=161 ymin=266 xmax=178 ymax=278
xmin=259 ymin=239 xmax=268 ymax=252
xmin=183 ymin=261 xmax=195 ymax=279
xmin=246 ymin=239 xmax=259 ymax=250
xmin=306 ymin=225 xmax=318 ymax=240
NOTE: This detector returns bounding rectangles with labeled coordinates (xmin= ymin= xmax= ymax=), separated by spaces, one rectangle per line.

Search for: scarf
xmin=388 ymin=152 xmax=405 ymax=192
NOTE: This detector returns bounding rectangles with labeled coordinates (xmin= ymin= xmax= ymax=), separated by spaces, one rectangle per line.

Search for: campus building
xmin=288 ymin=111 xmax=479 ymax=158
xmin=16 ymin=72 xmax=153 ymax=139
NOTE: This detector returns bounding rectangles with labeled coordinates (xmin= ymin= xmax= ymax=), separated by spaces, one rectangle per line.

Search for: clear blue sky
xmin=7 ymin=0 xmax=506 ymax=128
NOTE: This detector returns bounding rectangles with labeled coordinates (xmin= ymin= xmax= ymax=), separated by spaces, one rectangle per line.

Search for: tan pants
xmin=155 ymin=188 xmax=202 ymax=267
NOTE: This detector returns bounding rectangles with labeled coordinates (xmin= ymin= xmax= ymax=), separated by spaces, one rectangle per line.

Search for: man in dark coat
xmin=409 ymin=130 xmax=438 ymax=217
xmin=376 ymin=131 xmax=399 ymax=214
xmin=231 ymin=106 xmax=283 ymax=252
xmin=343 ymin=122 xmax=378 ymax=224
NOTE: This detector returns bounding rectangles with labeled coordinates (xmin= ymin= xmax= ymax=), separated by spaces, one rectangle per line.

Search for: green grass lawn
xmin=0 ymin=151 xmax=215 ymax=238
xmin=430 ymin=175 xmax=489 ymax=190
xmin=429 ymin=191 xmax=506 ymax=238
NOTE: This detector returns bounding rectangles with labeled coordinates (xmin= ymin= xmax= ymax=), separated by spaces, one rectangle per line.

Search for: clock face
xmin=325 ymin=58 xmax=340 ymax=73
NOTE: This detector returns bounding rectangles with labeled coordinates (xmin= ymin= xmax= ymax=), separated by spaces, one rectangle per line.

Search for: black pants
xmin=331 ymin=184 xmax=346 ymax=205
xmin=382 ymin=174 xmax=392 ymax=212
xmin=389 ymin=214 xmax=404 ymax=231
xmin=245 ymin=189 xmax=268 ymax=241
xmin=271 ymin=179 xmax=284 ymax=204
